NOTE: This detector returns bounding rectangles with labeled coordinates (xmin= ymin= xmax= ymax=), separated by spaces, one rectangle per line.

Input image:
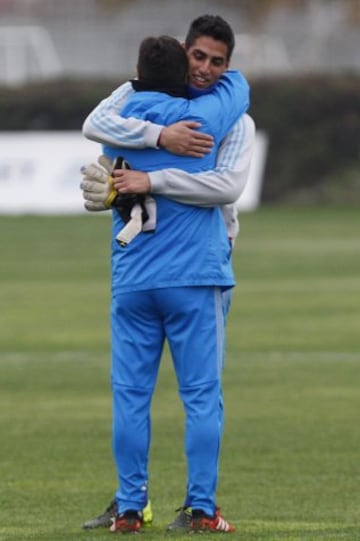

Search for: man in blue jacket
xmin=107 ymin=35 xmax=247 ymax=534
xmin=81 ymin=16 xmax=255 ymax=535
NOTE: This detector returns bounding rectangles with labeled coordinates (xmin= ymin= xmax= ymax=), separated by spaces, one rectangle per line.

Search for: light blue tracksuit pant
xmin=111 ymin=286 xmax=227 ymax=517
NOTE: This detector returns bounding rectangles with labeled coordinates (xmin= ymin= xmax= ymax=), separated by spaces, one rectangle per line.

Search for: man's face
xmin=186 ymin=36 xmax=230 ymax=89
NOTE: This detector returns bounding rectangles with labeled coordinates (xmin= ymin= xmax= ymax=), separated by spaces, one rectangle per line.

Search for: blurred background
xmin=0 ymin=0 xmax=359 ymax=208
xmin=1 ymin=0 xmax=359 ymax=82
xmin=1 ymin=4 xmax=360 ymax=538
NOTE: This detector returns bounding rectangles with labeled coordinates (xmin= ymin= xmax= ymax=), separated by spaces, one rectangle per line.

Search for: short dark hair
xmin=185 ymin=15 xmax=235 ymax=61
xmin=136 ymin=35 xmax=188 ymax=87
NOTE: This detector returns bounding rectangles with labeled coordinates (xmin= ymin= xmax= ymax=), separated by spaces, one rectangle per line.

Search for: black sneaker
xmin=110 ymin=510 xmax=143 ymax=533
xmin=166 ymin=506 xmax=192 ymax=531
xmin=82 ymin=498 xmax=153 ymax=529
xmin=82 ymin=499 xmax=117 ymax=529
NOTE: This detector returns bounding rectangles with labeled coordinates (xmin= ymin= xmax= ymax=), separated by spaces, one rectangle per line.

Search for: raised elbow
xmin=82 ymin=116 xmax=93 ymax=140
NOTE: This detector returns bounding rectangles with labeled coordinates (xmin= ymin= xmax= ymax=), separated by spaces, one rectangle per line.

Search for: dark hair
xmin=185 ymin=15 xmax=235 ymax=60
xmin=136 ymin=35 xmax=188 ymax=87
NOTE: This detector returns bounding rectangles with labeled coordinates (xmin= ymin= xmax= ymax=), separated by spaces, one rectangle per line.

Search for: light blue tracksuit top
xmin=103 ymin=70 xmax=249 ymax=294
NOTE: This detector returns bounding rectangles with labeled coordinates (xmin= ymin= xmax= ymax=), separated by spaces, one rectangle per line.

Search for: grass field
xmin=0 ymin=206 xmax=359 ymax=541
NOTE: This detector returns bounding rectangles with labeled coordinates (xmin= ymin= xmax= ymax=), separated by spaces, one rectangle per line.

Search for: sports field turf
xmin=0 ymin=206 xmax=359 ymax=540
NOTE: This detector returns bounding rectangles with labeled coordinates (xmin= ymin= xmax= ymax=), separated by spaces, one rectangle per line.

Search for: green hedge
xmin=250 ymin=74 xmax=360 ymax=203
xmin=1 ymin=74 xmax=359 ymax=203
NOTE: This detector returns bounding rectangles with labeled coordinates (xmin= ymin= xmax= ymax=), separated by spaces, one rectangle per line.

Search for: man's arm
xmin=151 ymin=114 xmax=255 ymax=205
xmin=83 ymin=81 xmax=213 ymax=156
xmin=113 ymin=115 xmax=256 ymax=207
xmin=82 ymin=81 xmax=161 ymax=148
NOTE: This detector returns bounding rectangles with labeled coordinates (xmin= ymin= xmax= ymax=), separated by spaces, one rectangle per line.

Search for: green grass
xmin=0 ymin=206 xmax=359 ymax=541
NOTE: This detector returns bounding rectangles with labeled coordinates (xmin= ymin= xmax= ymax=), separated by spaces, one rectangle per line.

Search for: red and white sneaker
xmin=190 ymin=507 xmax=235 ymax=533
xmin=110 ymin=510 xmax=143 ymax=533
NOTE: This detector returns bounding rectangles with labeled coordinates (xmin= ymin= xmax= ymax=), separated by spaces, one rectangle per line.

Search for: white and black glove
xmin=110 ymin=157 xmax=157 ymax=246
xmin=80 ymin=155 xmax=157 ymax=246
xmin=115 ymin=196 xmax=157 ymax=246
xmin=80 ymin=155 xmax=117 ymax=211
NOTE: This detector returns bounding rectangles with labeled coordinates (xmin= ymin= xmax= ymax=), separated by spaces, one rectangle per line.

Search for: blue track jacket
xmin=103 ymin=70 xmax=249 ymax=294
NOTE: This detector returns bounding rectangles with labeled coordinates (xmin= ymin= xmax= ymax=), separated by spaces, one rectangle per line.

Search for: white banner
xmin=0 ymin=132 xmax=96 ymax=214
xmin=0 ymin=131 xmax=267 ymax=214
xmin=237 ymin=130 xmax=268 ymax=212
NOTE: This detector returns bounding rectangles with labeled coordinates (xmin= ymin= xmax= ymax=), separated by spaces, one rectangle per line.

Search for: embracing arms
xmin=83 ymin=81 xmax=214 ymax=158
xmin=82 ymin=78 xmax=255 ymax=208
xmin=113 ymin=114 xmax=255 ymax=207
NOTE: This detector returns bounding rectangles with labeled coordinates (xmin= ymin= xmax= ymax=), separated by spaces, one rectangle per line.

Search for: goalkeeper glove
xmin=113 ymin=192 xmax=149 ymax=224
xmin=80 ymin=154 xmax=118 ymax=211
xmin=109 ymin=157 xmax=148 ymax=224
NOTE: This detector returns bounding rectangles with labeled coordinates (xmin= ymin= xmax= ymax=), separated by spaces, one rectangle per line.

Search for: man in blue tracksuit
xmin=101 ymin=34 xmax=249 ymax=534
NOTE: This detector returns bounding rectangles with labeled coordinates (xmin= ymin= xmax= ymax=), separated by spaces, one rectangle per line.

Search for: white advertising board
xmin=236 ymin=130 xmax=268 ymax=212
xmin=0 ymin=131 xmax=267 ymax=215
xmin=0 ymin=132 xmax=97 ymax=214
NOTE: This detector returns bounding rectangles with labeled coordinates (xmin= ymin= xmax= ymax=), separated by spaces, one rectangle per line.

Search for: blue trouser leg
xmin=111 ymin=291 xmax=164 ymax=513
xmin=219 ymin=286 xmax=233 ymax=430
xmin=111 ymin=286 xmax=229 ymax=516
xmin=158 ymin=286 xmax=225 ymax=517
xmin=181 ymin=287 xmax=232 ymax=510
xmin=179 ymin=380 xmax=221 ymax=516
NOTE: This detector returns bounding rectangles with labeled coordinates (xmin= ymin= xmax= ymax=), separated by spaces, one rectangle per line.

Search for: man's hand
xmin=112 ymin=169 xmax=151 ymax=194
xmin=158 ymin=121 xmax=214 ymax=157
xmin=80 ymin=155 xmax=117 ymax=211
